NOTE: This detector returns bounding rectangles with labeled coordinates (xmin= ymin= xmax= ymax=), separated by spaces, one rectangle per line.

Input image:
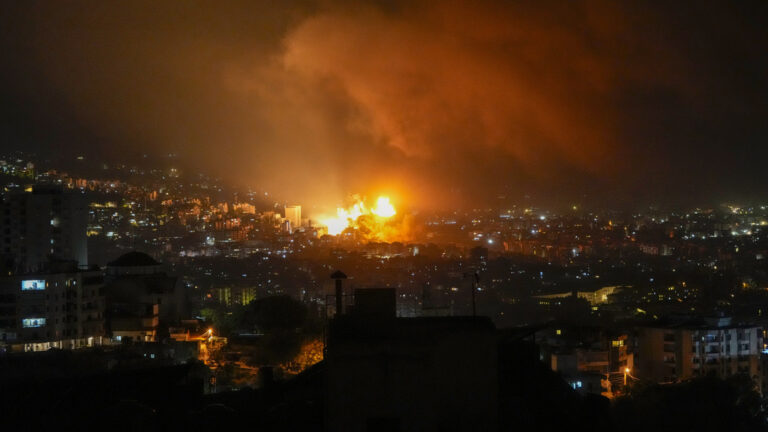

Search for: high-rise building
xmin=285 ymin=205 xmax=301 ymax=229
xmin=0 ymin=186 xmax=88 ymax=273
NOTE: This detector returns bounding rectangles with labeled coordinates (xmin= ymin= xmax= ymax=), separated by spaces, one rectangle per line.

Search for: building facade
xmin=636 ymin=318 xmax=762 ymax=384
xmin=103 ymin=251 xmax=187 ymax=342
xmin=284 ymin=205 xmax=301 ymax=230
xmin=0 ymin=267 xmax=106 ymax=352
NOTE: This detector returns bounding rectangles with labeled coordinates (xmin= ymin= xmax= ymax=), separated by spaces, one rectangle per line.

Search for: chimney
xmin=330 ymin=270 xmax=347 ymax=316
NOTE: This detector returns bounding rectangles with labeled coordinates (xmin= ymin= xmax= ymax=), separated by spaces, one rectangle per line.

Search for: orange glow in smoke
xmin=320 ymin=196 xmax=397 ymax=235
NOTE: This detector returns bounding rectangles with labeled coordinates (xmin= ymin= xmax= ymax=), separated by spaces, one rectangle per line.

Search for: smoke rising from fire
xmin=2 ymin=1 xmax=767 ymax=209
xmin=249 ymin=0 xmax=624 ymax=209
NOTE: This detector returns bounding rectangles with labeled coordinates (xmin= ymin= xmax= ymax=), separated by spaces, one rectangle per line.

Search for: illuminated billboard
xmin=21 ymin=280 xmax=45 ymax=291
xmin=22 ymin=318 xmax=46 ymax=328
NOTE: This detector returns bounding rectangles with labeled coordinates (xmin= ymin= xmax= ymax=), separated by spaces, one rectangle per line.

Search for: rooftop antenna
xmin=464 ymin=270 xmax=479 ymax=317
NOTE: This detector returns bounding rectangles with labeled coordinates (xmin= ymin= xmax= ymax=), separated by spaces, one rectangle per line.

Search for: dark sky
xmin=1 ymin=0 xmax=767 ymax=211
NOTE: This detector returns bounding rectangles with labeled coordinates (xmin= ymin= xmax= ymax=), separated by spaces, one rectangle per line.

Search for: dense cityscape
xmin=4 ymin=149 xmax=768 ymax=429
xmin=3 ymin=1 xmax=768 ymax=431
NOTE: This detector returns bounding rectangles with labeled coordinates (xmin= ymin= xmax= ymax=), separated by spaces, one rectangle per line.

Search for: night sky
xmin=1 ymin=0 xmax=767 ymax=210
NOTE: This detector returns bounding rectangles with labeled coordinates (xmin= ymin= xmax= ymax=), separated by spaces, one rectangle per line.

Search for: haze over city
xmin=2 ymin=0 xmax=768 ymax=212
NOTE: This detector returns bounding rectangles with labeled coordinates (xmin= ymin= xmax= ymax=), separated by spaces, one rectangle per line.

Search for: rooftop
xmin=108 ymin=251 xmax=160 ymax=267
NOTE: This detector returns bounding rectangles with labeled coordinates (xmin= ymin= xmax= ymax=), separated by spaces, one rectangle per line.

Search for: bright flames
xmin=371 ymin=196 xmax=396 ymax=217
xmin=320 ymin=196 xmax=397 ymax=235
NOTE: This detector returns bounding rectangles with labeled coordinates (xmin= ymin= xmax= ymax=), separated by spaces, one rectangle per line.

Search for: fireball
xmin=320 ymin=196 xmax=397 ymax=236
xmin=371 ymin=196 xmax=396 ymax=217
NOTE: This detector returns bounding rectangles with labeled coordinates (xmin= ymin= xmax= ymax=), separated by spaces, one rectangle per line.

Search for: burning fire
xmin=371 ymin=196 xmax=396 ymax=217
xmin=320 ymin=196 xmax=397 ymax=235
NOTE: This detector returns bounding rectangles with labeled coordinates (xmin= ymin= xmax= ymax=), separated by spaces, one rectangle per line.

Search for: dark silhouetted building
xmin=0 ymin=186 xmax=88 ymax=273
xmin=325 ymin=288 xmax=498 ymax=432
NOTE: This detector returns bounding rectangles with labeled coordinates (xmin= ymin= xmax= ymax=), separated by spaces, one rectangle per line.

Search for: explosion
xmin=320 ymin=196 xmax=397 ymax=236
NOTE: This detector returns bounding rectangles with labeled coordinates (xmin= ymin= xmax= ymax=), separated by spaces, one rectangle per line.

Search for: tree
xmin=199 ymin=305 xmax=246 ymax=337
xmin=246 ymin=295 xmax=307 ymax=333
xmin=612 ymin=374 xmax=767 ymax=432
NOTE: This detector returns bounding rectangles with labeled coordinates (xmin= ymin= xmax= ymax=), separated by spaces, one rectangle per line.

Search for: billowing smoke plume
xmin=2 ymin=1 xmax=767 ymax=210
xmin=238 ymin=0 xmax=625 ymax=209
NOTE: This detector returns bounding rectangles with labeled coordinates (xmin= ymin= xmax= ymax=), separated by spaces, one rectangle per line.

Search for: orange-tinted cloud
xmin=283 ymin=1 xmax=619 ymax=167
xmin=3 ymin=0 xmax=767 ymax=210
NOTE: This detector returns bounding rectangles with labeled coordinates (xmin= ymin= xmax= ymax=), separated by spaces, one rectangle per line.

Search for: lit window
xmin=22 ymin=318 xmax=46 ymax=328
xmin=21 ymin=280 xmax=45 ymax=291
